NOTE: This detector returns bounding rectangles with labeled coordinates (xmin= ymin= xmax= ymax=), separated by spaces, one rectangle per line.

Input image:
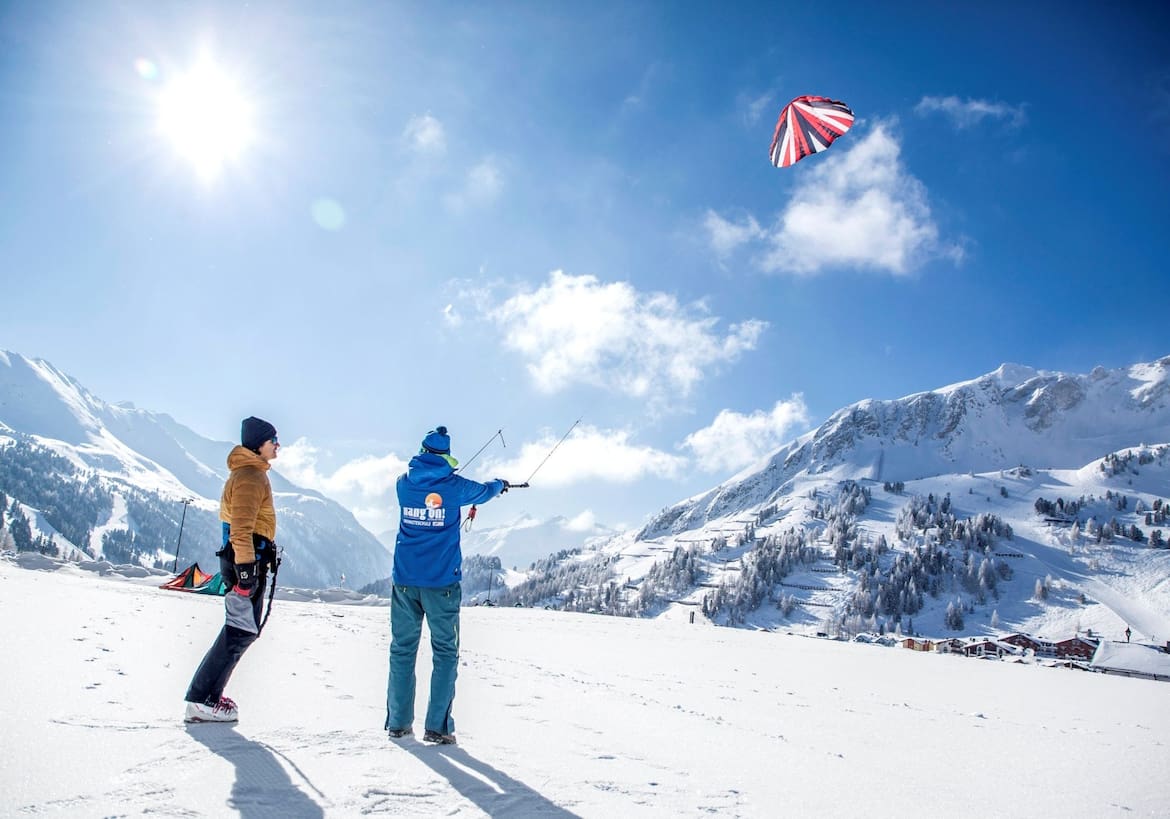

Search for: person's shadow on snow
xmin=403 ymin=742 xmax=579 ymax=817
xmin=185 ymin=725 xmax=325 ymax=818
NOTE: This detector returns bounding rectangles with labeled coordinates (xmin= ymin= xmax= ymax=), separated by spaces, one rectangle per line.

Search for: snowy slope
xmin=2 ymin=553 xmax=1168 ymax=818
xmin=570 ymin=446 xmax=1170 ymax=645
xmin=503 ymin=357 xmax=1170 ymax=647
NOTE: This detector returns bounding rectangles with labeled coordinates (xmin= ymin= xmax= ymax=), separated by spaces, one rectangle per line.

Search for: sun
xmin=157 ymin=59 xmax=254 ymax=181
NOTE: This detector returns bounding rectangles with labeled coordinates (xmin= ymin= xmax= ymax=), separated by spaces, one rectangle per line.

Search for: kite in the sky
xmin=768 ymin=95 xmax=854 ymax=168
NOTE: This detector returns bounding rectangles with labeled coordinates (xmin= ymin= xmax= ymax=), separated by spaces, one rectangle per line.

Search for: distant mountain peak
xmin=640 ymin=355 xmax=1170 ymax=539
xmin=462 ymin=510 xmax=618 ymax=569
xmin=0 ymin=348 xmax=391 ymax=588
xmin=988 ymin=362 xmax=1040 ymax=387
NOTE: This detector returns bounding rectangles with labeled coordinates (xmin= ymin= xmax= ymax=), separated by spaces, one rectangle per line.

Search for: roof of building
xmin=1090 ymin=642 xmax=1170 ymax=679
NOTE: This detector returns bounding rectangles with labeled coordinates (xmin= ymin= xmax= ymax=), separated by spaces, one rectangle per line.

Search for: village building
xmin=1048 ymin=658 xmax=1092 ymax=672
xmin=901 ymin=637 xmax=934 ymax=652
xmin=1055 ymin=636 xmax=1099 ymax=660
xmin=1090 ymin=642 xmax=1170 ymax=682
xmin=1000 ymin=633 xmax=1055 ymax=656
xmin=934 ymin=638 xmax=967 ymax=654
xmin=961 ymin=639 xmax=1018 ymax=659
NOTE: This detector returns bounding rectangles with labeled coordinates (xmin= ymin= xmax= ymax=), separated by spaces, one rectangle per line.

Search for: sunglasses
xmin=270 ymin=436 xmax=280 ymax=447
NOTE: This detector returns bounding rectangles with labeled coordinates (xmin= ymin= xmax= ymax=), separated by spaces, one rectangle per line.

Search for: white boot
xmin=184 ymin=696 xmax=239 ymax=723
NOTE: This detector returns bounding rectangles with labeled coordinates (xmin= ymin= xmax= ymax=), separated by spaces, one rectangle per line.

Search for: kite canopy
xmin=769 ymin=95 xmax=854 ymax=168
xmin=160 ymin=562 xmax=227 ymax=596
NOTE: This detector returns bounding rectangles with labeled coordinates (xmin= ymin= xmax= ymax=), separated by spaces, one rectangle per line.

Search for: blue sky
xmin=2 ymin=1 xmax=1168 ymax=538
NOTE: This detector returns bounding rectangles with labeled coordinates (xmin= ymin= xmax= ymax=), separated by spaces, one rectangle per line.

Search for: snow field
xmin=2 ymin=556 xmax=1168 ymax=817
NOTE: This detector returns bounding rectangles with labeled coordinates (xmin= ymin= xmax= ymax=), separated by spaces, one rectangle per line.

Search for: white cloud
xmin=402 ymin=113 xmax=446 ymax=154
xmin=479 ymin=424 xmax=687 ymax=488
xmin=442 ymin=303 xmax=462 ymax=327
xmin=563 ymin=510 xmax=598 ymax=532
xmin=704 ymin=124 xmax=964 ymax=276
xmin=621 ymin=62 xmax=663 ymax=112
xmin=275 ymin=438 xmax=407 ymax=535
xmin=746 ymin=92 xmax=774 ymax=126
xmin=915 ymin=95 xmax=1027 ymax=129
xmin=683 ymin=395 xmax=810 ymax=473
xmin=486 ymin=270 xmax=767 ymax=399
xmin=757 ymin=124 xmax=963 ymax=276
xmin=703 ymin=210 xmax=764 ymax=257
xmin=467 ymin=159 xmax=503 ymax=197
xmin=445 ymin=157 xmax=504 ymax=211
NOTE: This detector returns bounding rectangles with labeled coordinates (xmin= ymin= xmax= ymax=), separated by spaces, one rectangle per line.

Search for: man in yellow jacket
xmin=184 ymin=416 xmax=280 ymax=723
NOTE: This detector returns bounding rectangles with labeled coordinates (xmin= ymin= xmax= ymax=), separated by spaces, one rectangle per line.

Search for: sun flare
xmin=157 ymin=59 xmax=254 ymax=180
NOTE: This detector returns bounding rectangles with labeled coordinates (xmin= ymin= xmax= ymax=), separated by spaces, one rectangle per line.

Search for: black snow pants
xmin=184 ymin=551 xmax=269 ymax=705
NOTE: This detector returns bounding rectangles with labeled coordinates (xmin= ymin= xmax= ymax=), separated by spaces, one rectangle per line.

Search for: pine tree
xmin=8 ymin=507 xmax=33 ymax=551
xmin=1034 ymin=578 xmax=1048 ymax=600
xmin=944 ymin=601 xmax=963 ymax=631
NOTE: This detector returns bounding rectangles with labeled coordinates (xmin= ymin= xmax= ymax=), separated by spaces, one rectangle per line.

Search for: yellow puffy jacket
xmin=220 ymin=445 xmax=277 ymax=564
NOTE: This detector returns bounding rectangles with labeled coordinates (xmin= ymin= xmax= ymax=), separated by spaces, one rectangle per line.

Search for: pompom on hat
xmin=420 ymin=425 xmax=451 ymax=455
xmin=241 ymin=416 xmax=277 ymax=452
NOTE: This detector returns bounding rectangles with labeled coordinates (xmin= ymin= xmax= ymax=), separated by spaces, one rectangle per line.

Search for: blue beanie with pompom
xmin=421 ymin=425 xmax=450 ymax=455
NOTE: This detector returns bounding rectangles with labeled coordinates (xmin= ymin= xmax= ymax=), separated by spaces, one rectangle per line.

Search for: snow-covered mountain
xmin=462 ymin=511 xmax=619 ymax=570
xmin=0 ymin=350 xmax=391 ymax=588
xmin=497 ymin=357 xmax=1170 ymax=643
xmin=645 ymin=358 xmax=1170 ymax=537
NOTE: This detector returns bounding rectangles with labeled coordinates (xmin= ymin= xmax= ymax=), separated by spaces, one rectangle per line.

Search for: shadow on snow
xmin=185 ymin=724 xmax=325 ymax=818
xmin=403 ymin=740 xmax=579 ymax=817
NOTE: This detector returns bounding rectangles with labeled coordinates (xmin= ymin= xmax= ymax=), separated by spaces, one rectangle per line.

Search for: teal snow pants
xmin=385 ymin=582 xmax=461 ymax=735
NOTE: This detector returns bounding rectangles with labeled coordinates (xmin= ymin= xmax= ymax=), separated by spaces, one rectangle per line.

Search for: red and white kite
xmin=769 ymin=95 xmax=854 ymax=168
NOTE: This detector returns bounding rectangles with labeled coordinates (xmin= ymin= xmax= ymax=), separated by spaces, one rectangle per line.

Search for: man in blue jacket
xmin=386 ymin=425 xmax=508 ymax=744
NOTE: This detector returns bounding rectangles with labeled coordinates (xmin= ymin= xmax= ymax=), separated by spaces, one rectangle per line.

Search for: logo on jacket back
xmin=403 ymin=492 xmax=446 ymax=527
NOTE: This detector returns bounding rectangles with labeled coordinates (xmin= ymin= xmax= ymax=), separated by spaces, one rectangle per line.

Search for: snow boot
xmin=422 ymin=729 xmax=456 ymax=745
xmin=184 ymin=696 xmax=239 ymax=723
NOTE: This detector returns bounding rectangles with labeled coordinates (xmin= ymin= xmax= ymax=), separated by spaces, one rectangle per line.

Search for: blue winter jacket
xmin=392 ymin=453 xmax=505 ymax=587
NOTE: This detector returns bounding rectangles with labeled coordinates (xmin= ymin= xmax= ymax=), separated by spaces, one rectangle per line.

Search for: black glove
xmin=498 ymin=479 xmax=510 ymax=494
xmin=234 ymin=562 xmax=258 ymax=597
